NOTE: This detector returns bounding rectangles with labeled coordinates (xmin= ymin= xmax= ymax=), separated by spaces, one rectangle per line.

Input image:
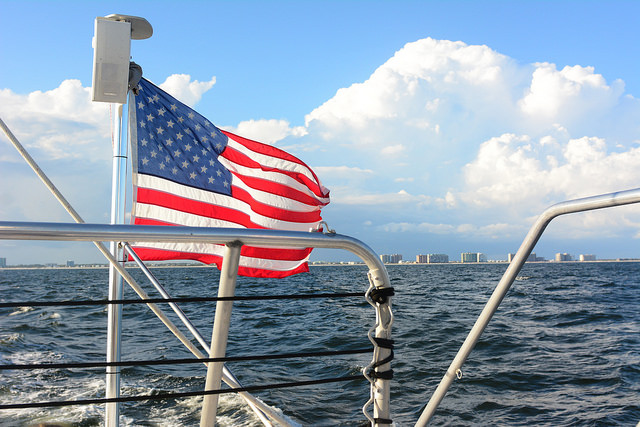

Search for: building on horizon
xmin=428 ymin=253 xmax=449 ymax=263
xmin=555 ymin=253 xmax=573 ymax=262
xmin=461 ymin=252 xmax=487 ymax=263
xmin=416 ymin=254 xmax=449 ymax=263
xmin=0 ymin=257 xmax=6 ymax=268
xmin=579 ymin=254 xmax=596 ymax=261
xmin=380 ymin=254 xmax=402 ymax=264
xmin=508 ymin=252 xmax=543 ymax=262
xmin=66 ymin=260 xmax=75 ymax=267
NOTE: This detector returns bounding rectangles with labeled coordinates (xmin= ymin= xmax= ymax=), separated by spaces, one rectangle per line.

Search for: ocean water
xmin=0 ymin=262 xmax=639 ymax=426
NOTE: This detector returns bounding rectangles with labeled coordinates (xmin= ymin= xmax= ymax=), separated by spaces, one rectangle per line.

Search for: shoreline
xmin=2 ymin=259 xmax=639 ymax=270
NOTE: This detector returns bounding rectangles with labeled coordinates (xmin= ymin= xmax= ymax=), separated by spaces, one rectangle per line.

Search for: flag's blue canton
xmin=134 ymin=79 xmax=232 ymax=196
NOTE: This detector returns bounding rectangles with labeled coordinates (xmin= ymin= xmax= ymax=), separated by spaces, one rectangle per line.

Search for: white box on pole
xmin=91 ymin=17 xmax=131 ymax=103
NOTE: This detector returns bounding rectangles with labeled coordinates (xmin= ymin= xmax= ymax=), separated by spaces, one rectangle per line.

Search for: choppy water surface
xmin=1 ymin=262 xmax=639 ymax=425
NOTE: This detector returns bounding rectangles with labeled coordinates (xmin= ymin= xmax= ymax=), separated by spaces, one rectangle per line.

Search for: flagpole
xmin=91 ymin=14 xmax=152 ymax=426
xmin=105 ymin=101 xmax=127 ymax=426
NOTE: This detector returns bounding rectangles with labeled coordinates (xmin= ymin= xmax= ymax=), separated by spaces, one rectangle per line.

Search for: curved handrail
xmin=0 ymin=222 xmax=386 ymax=276
xmin=416 ymin=187 xmax=640 ymax=426
xmin=0 ymin=221 xmax=393 ymax=426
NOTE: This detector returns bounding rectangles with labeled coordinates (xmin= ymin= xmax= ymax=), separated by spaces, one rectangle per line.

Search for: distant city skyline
xmin=373 ymin=250 xmax=636 ymax=264
xmin=3 ymin=251 xmax=640 ymax=268
xmin=1 ymin=249 xmax=636 ymax=267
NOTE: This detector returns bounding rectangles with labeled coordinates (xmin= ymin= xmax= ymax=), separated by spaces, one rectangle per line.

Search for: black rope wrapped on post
xmin=366 ymin=337 xmax=394 ymax=380
xmin=369 ymin=287 xmax=394 ymax=304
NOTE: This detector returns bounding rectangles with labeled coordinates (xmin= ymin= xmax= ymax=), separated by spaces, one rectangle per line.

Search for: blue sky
xmin=1 ymin=1 xmax=639 ymax=264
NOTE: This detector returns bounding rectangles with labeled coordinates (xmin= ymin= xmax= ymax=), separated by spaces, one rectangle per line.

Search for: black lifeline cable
xmin=0 ymin=292 xmax=364 ymax=309
xmin=0 ymin=375 xmax=364 ymax=410
xmin=0 ymin=348 xmax=372 ymax=371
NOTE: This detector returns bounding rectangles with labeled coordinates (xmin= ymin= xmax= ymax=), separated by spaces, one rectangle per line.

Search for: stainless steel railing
xmin=0 ymin=223 xmax=393 ymax=426
xmin=416 ymin=187 xmax=640 ymax=425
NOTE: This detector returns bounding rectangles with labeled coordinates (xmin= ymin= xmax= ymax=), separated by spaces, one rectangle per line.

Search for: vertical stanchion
xmin=369 ymin=268 xmax=394 ymax=426
xmin=105 ymin=103 xmax=128 ymax=426
xmin=200 ymin=242 xmax=243 ymax=427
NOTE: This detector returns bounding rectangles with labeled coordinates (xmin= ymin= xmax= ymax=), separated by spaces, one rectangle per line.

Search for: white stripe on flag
xmin=226 ymin=136 xmax=323 ymax=186
xmin=136 ymin=175 xmax=317 ymax=231
xmin=132 ymin=241 xmax=308 ymax=272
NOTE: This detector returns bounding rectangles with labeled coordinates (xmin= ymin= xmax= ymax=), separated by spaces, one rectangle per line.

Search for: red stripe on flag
xmin=136 ymin=187 xmax=262 ymax=228
xmin=231 ymin=171 xmax=328 ymax=207
xmin=221 ymin=133 xmax=329 ymax=203
xmin=236 ymin=263 xmax=309 ymax=278
xmin=129 ymin=247 xmax=310 ymax=278
xmin=222 ymin=130 xmax=310 ymax=166
xmin=136 ymin=185 xmax=322 ymax=225
xmin=133 ymin=217 xmax=313 ymax=261
xmin=230 ymin=186 xmax=322 ymax=224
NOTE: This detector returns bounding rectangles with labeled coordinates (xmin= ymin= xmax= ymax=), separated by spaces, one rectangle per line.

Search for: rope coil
xmin=367 ymin=337 xmax=394 ymax=380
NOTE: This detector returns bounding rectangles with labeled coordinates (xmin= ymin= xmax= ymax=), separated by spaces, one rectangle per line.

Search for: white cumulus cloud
xmin=294 ymin=37 xmax=640 ymax=240
xmin=519 ymin=64 xmax=624 ymax=121
xmin=0 ymin=80 xmax=110 ymax=160
xmin=158 ymin=74 xmax=216 ymax=107
xmin=460 ymin=133 xmax=640 ymax=211
xmin=223 ymin=119 xmax=307 ymax=145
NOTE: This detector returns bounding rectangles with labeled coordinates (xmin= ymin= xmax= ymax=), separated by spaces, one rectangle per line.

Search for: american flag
xmin=129 ymin=78 xmax=330 ymax=278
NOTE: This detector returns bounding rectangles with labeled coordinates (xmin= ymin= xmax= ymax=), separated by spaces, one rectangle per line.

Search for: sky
xmin=1 ymin=0 xmax=639 ymax=265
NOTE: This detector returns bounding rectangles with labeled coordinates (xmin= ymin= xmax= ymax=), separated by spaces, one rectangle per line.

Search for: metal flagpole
xmin=105 ymin=101 xmax=127 ymax=425
xmin=91 ymin=14 xmax=152 ymax=426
